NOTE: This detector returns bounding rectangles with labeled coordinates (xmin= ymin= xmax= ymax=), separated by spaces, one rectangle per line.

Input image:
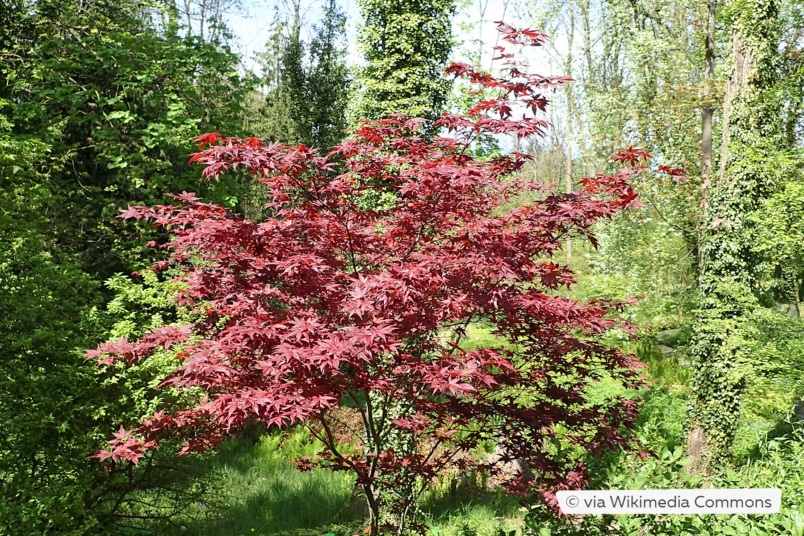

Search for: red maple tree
xmin=91 ymin=23 xmax=656 ymax=534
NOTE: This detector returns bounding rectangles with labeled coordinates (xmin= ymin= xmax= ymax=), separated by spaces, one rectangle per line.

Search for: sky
xmin=222 ymin=0 xmax=536 ymax=75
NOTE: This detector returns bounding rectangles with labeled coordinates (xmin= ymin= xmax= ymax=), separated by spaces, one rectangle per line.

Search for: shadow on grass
xmin=187 ymin=437 xmax=528 ymax=536
xmin=170 ymin=335 xmax=696 ymax=536
xmin=420 ymin=473 xmax=525 ymax=535
xmin=181 ymin=430 xmax=363 ymax=536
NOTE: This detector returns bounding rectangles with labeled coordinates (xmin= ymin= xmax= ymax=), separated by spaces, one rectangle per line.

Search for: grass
xmin=177 ymin=432 xmax=528 ymax=536
xmin=420 ymin=467 xmax=526 ymax=534
xmin=422 ymin=479 xmax=525 ymax=536
xmin=176 ymin=429 xmax=361 ymax=536
xmin=168 ymin=429 xmax=523 ymax=536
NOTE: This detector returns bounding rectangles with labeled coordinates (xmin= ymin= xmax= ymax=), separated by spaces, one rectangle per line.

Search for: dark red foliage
xmin=91 ymin=24 xmax=655 ymax=524
xmin=611 ymin=146 xmax=652 ymax=166
xmin=657 ymin=164 xmax=688 ymax=184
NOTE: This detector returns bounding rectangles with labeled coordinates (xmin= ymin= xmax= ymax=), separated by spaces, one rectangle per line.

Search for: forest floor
xmin=145 ymin=335 xmax=804 ymax=536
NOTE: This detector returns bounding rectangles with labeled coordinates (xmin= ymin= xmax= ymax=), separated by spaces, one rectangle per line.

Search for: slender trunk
xmin=292 ymin=0 xmax=301 ymax=36
xmin=364 ymin=484 xmax=381 ymax=536
xmin=565 ymin=5 xmax=575 ymax=262
xmin=576 ymin=0 xmax=591 ymax=175
xmin=360 ymin=393 xmax=383 ymax=536
xmin=477 ymin=0 xmax=488 ymax=63
xmin=699 ymin=0 xmax=716 ymax=247
xmin=581 ymin=0 xmax=593 ymax=84
xmin=212 ymin=0 xmax=222 ymax=42
xmin=184 ymin=0 xmax=192 ymax=35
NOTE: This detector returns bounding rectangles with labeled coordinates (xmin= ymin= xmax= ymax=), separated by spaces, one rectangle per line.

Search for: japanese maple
xmin=91 ymin=22 xmax=659 ymax=535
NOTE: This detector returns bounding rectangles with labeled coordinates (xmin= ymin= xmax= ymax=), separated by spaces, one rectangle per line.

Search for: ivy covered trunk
xmin=353 ymin=0 xmax=455 ymax=121
xmin=687 ymin=0 xmax=783 ymax=471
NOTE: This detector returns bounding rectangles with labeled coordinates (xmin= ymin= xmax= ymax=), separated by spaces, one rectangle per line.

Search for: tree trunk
xmin=686 ymin=0 xmax=782 ymax=471
xmin=689 ymin=5 xmax=717 ymax=473
xmin=698 ymin=0 xmax=716 ymax=239
xmin=565 ymin=4 xmax=575 ymax=262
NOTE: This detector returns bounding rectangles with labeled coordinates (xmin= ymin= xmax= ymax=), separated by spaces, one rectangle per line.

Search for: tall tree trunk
xmin=687 ymin=0 xmax=719 ymax=473
xmin=699 ymin=0 xmax=716 ymax=237
xmin=565 ymin=4 xmax=575 ymax=261
xmin=686 ymin=0 xmax=782 ymax=472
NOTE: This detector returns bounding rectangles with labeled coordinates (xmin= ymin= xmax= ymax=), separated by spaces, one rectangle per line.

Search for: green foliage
xmin=751 ymin=167 xmax=804 ymax=311
xmin=526 ymin=0 xmax=703 ymax=334
xmin=524 ymin=0 xmax=803 ymax=472
xmin=580 ymin=209 xmax=696 ymax=328
xmin=0 ymin=104 xmax=104 ymax=533
xmin=102 ymin=268 xmax=193 ymax=339
xmin=1 ymin=0 xmax=251 ymax=278
xmin=0 ymin=0 xmax=251 ymax=518
xmin=305 ymin=0 xmax=351 ymax=149
xmin=520 ymin=319 xmax=804 ymax=536
xmin=247 ymin=0 xmax=349 ymax=150
xmin=0 ymin=184 xmax=105 ymax=534
xmin=353 ymin=0 xmax=455 ymax=122
xmin=93 ymin=267 xmax=203 ymax=417
xmin=687 ymin=0 xmax=791 ymax=466
xmin=260 ymin=7 xmax=308 ymax=145
xmin=525 ymin=411 xmax=804 ymax=536
xmin=0 ymin=207 xmax=212 ymax=534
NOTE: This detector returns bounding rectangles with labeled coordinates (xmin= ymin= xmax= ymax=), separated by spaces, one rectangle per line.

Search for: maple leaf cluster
xmin=92 ymin=22 xmax=656 ymax=531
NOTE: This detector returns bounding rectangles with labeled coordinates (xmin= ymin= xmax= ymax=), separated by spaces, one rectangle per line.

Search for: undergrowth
xmin=138 ymin=332 xmax=804 ymax=536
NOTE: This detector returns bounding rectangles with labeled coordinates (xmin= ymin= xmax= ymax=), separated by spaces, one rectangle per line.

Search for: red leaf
xmin=612 ymin=146 xmax=652 ymax=165
xmin=193 ymin=132 xmax=222 ymax=149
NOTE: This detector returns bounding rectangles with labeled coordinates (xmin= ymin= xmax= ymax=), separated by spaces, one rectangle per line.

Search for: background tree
xmin=161 ymin=0 xmax=241 ymax=41
xmin=352 ymin=0 xmax=456 ymax=122
xmin=240 ymin=0 xmax=349 ymax=223
xmin=0 ymin=0 xmax=250 ymax=531
xmin=0 ymin=0 xmax=250 ymax=278
xmin=245 ymin=0 xmax=349 ymax=150
xmin=0 ymin=98 xmax=220 ymax=535
xmin=305 ymin=0 xmax=350 ymax=150
xmin=686 ymin=0 xmax=790 ymax=469
xmin=524 ymin=0 xmax=702 ymax=324
xmin=526 ymin=0 xmax=803 ymax=470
